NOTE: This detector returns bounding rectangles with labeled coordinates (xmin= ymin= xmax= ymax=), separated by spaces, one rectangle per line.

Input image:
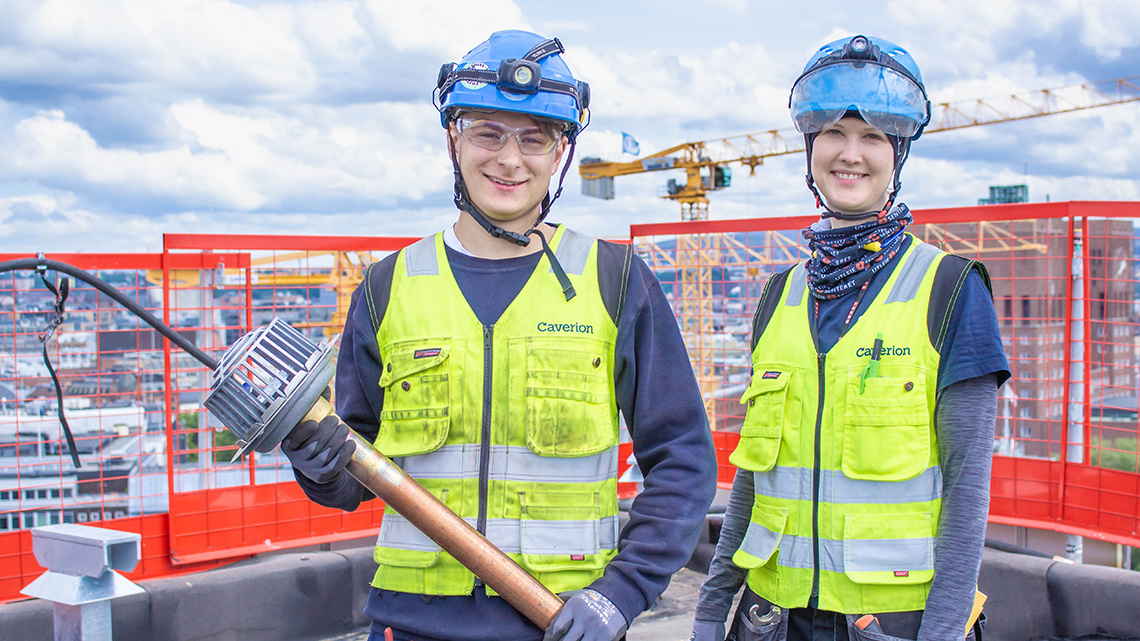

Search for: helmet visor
xmin=791 ymin=62 xmax=928 ymax=137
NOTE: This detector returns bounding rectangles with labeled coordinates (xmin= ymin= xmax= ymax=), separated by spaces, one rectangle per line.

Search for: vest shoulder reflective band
xmin=368 ymin=226 xmax=622 ymax=596
xmin=729 ymin=236 xmax=983 ymax=614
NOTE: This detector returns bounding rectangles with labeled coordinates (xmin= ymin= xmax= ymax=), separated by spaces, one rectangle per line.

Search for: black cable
xmin=0 ymin=258 xmax=218 ymax=369
xmin=35 ymin=266 xmax=81 ymax=467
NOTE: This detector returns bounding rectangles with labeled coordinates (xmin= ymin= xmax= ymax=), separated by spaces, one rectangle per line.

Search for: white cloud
xmin=0 ymin=101 xmax=452 ymax=214
xmin=2 ymin=109 xmax=266 ymax=210
xmin=361 ymin=0 xmax=530 ymax=56
xmin=706 ymin=0 xmax=748 ymax=16
xmin=1080 ymin=0 xmax=1140 ymax=60
xmin=0 ymin=193 xmax=94 ymax=236
xmin=569 ymin=40 xmax=792 ymax=139
xmin=0 ymin=0 xmax=1135 ymax=253
xmin=0 ymin=0 xmax=317 ymax=99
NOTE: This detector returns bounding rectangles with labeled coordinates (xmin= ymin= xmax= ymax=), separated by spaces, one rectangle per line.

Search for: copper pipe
xmin=303 ymin=397 xmax=565 ymax=629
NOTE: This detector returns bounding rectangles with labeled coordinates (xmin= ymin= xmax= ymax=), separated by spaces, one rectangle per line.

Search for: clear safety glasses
xmin=456 ymin=117 xmax=562 ymax=155
xmin=790 ymin=62 xmax=929 ymax=137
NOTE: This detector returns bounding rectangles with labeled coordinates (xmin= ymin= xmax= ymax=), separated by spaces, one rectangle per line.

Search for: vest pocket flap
xmin=741 ymin=367 xmax=792 ymax=401
xmin=373 ymin=490 xmax=448 ymax=569
xmin=377 ymin=339 xmax=454 ymax=457
xmin=519 ymin=491 xmax=608 ymax=572
xmin=739 ymin=364 xmax=796 ymax=438
xmin=732 ymin=503 xmax=788 ymax=569
xmin=379 ymin=342 xmax=452 ymax=387
xmin=730 ymin=364 xmax=796 ymax=472
xmin=842 ymin=512 xmax=934 ymax=585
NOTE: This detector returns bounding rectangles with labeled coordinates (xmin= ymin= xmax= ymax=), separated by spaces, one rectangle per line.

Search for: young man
xmin=690 ymin=35 xmax=1010 ymax=641
xmin=280 ymin=30 xmax=718 ymax=641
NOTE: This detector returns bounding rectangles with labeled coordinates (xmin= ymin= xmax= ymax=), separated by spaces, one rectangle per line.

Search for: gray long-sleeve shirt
xmin=694 ymin=373 xmax=998 ymax=640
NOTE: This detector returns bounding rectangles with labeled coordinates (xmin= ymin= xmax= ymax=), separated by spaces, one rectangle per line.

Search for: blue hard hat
xmin=790 ymin=35 xmax=930 ymax=140
xmin=436 ymin=30 xmax=589 ymax=139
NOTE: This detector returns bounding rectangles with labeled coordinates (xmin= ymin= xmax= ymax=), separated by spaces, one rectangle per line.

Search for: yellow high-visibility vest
xmin=731 ymin=236 xmax=985 ymax=613
xmin=369 ymin=226 xmax=621 ymax=596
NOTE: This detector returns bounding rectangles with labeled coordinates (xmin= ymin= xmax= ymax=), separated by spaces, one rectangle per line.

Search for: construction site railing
xmin=4 ymin=204 xmax=1140 ymax=602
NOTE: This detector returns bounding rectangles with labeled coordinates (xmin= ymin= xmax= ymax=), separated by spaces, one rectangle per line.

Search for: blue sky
xmin=0 ymin=0 xmax=1137 ymax=251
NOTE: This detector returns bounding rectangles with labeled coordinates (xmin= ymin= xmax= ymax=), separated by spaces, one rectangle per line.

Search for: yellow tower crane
xmin=577 ymin=77 xmax=1140 ymax=416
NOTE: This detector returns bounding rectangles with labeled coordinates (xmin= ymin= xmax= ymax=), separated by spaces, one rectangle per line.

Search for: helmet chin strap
xmin=447 ymin=132 xmax=578 ymax=301
xmin=448 ymin=135 xmax=531 ymax=246
xmin=803 ymin=132 xmax=911 ymax=222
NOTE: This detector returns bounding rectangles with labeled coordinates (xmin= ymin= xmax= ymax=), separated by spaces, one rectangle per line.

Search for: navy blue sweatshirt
xmin=294 ymin=228 xmax=719 ymax=641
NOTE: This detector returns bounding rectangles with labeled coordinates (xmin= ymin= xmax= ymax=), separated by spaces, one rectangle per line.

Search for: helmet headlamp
xmin=498 ymin=58 xmax=542 ymax=93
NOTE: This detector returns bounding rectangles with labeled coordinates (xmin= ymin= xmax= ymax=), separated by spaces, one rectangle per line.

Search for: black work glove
xmin=544 ymin=589 xmax=628 ymax=641
xmin=280 ymin=414 xmax=355 ymax=484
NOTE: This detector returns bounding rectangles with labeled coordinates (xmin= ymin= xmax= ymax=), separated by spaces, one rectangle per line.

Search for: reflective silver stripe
xmin=737 ymin=519 xmax=783 ymax=562
xmin=844 ymin=537 xmax=934 ymax=572
xmin=377 ymin=513 xmax=442 ymax=552
xmin=885 ymin=241 xmax=940 ymax=304
xmin=739 ymin=530 xmax=840 ymax=572
xmin=738 ymin=530 xmax=932 ymax=574
xmin=753 ymin=468 xmax=811 ymax=502
xmin=377 ymin=514 xmax=619 ymax=555
xmin=553 ymin=228 xmax=593 ymax=276
xmin=754 ymin=467 xmax=942 ymax=504
xmin=785 ymin=264 xmax=808 ymax=307
xmin=395 ymin=445 xmax=618 ymax=484
xmin=404 ymin=235 xmax=439 ymax=277
xmin=521 ymin=518 xmax=611 ymax=555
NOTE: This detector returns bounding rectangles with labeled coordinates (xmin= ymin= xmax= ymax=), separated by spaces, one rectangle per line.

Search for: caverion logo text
xmin=537 ymin=322 xmax=594 ymax=334
xmin=856 ymin=345 xmax=911 ymax=357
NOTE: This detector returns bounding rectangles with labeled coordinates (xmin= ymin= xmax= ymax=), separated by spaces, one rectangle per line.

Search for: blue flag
xmin=621 ymin=132 xmax=640 ymax=156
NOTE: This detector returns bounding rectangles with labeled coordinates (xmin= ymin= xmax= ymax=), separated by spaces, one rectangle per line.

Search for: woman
xmin=689 ymin=35 xmax=1009 ymax=641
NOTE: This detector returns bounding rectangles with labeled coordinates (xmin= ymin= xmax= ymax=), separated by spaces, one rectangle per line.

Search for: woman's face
xmin=448 ymin=110 xmax=566 ymax=226
xmin=811 ymin=117 xmax=895 ymax=223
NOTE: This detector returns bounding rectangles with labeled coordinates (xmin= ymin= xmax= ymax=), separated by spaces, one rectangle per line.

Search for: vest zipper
xmin=474 ymin=324 xmax=493 ymax=589
xmin=810 ymin=351 xmax=825 ymax=604
xmin=478 ymin=325 xmax=493 ymax=535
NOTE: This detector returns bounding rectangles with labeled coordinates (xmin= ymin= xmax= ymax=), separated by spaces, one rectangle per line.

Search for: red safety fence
xmin=2 ymin=203 xmax=1139 ymax=602
xmin=633 ymin=200 xmax=1140 ymax=549
xmin=0 ymin=252 xmax=244 ymax=600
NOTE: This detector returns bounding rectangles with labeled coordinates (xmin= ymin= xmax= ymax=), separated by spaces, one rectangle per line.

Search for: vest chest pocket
xmin=518 ymin=491 xmax=608 ymax=573
xmin=842 ymin=365 xmax=931 ymax=482
xmin=522 ymin=337 xmax=616 ymax=458
xmin=729 ymin=364 xmax=799 ymax=473
xmin=377 ymin=339 xmax=454 ymax=457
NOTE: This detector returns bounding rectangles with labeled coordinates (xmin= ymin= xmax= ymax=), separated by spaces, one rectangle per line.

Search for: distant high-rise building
xmin=979 ymin=184 xmax=1029 ymax=205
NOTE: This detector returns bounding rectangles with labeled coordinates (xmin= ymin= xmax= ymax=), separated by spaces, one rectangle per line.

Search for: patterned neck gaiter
xmin=801 ymin=203 xmax=913 ymax=300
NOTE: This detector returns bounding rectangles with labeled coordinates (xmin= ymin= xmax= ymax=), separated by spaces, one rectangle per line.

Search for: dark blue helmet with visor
xmin=790 ymin=35 xmax=930 ymax=219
